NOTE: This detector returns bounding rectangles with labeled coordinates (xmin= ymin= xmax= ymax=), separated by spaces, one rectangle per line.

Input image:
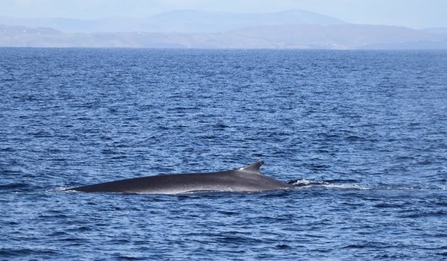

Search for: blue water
xmin=1 ymin=48 xmax=447 ymax=260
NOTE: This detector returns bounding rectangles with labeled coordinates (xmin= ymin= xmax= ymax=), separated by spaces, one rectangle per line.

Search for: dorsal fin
xmin=238 ymin=161 xmax=264 ymax=173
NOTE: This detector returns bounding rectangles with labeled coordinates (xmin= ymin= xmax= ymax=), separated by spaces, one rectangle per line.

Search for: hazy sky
xmin=1 ymin=0 xmax=446 ymax=29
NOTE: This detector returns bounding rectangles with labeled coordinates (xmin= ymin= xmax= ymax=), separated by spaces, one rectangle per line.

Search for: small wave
xmin=373 ymin=184 xmax=446 ymax=191
xmin=289 ymin=179 xmax=368 ymax=190
xmin=321 ymin=184 xmax=369 ymax=190
xmin=399 ymin=210 xmax=446 ymax=219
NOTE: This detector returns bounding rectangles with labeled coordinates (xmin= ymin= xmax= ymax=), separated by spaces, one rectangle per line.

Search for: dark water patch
xmin=217 ymin=210 xmax=240 ymax=216
xmin=275 ymin=244 xmax=291 ymax=249
xmin=217 ymin=234 xmax=262 ymax=245
xmin=0 ymin=248 xmax=59 ymax=259
xmin=0 ymin=183 xmax=30 ymax=191
xmin=374 ymin=203 xmax=404 ymax=209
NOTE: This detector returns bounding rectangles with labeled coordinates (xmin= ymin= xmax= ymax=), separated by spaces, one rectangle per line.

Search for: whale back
xmin=68 ymin=161 xmax=293 ymax=194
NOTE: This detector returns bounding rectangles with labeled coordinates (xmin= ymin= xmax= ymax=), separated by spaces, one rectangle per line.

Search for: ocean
xmin=1 ymin=48 xmax=446 ymax=260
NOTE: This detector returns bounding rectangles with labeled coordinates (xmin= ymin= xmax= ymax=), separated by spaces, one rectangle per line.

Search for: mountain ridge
xmin=1 ymin=9 xmax=446 ymax=49
xmin=1 ymin=23 xmax=446 ymax=49
xmin=0 ymin=9 xmax=346 ymax=33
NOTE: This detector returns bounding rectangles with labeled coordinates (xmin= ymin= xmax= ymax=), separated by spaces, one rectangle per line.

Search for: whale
xmin=66 ymin=161 xmax=294 ymax=194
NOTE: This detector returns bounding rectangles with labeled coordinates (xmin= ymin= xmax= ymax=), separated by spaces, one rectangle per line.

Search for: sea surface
xmin=1 ymin=48 xmax=446 ymax=260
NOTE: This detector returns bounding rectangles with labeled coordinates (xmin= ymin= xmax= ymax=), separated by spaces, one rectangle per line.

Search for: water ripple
xmin=1 ymin=49 xmax=447 ymax=260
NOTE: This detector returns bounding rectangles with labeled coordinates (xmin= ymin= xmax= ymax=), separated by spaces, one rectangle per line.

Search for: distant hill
xmin=225 ymin=24 xmax=438 ymax=49
xmin=0 ymin=24 xmax=67 ymax=47
xmin=1 ymin=9 xmax=447 ymax=49
xmin=0 ymin=9 xmax=346 ymax=33
xmin=1 ymin=23 xmax=446 ymax=49
xmin=423 ymin=27 xmax=447 ymax=36
xmin=140 ymin=9 xmax=347 ymax=33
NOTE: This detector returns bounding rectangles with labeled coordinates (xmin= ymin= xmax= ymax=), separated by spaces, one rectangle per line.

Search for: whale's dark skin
xmin=67 ymin=161 xmax=294 ymax=194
